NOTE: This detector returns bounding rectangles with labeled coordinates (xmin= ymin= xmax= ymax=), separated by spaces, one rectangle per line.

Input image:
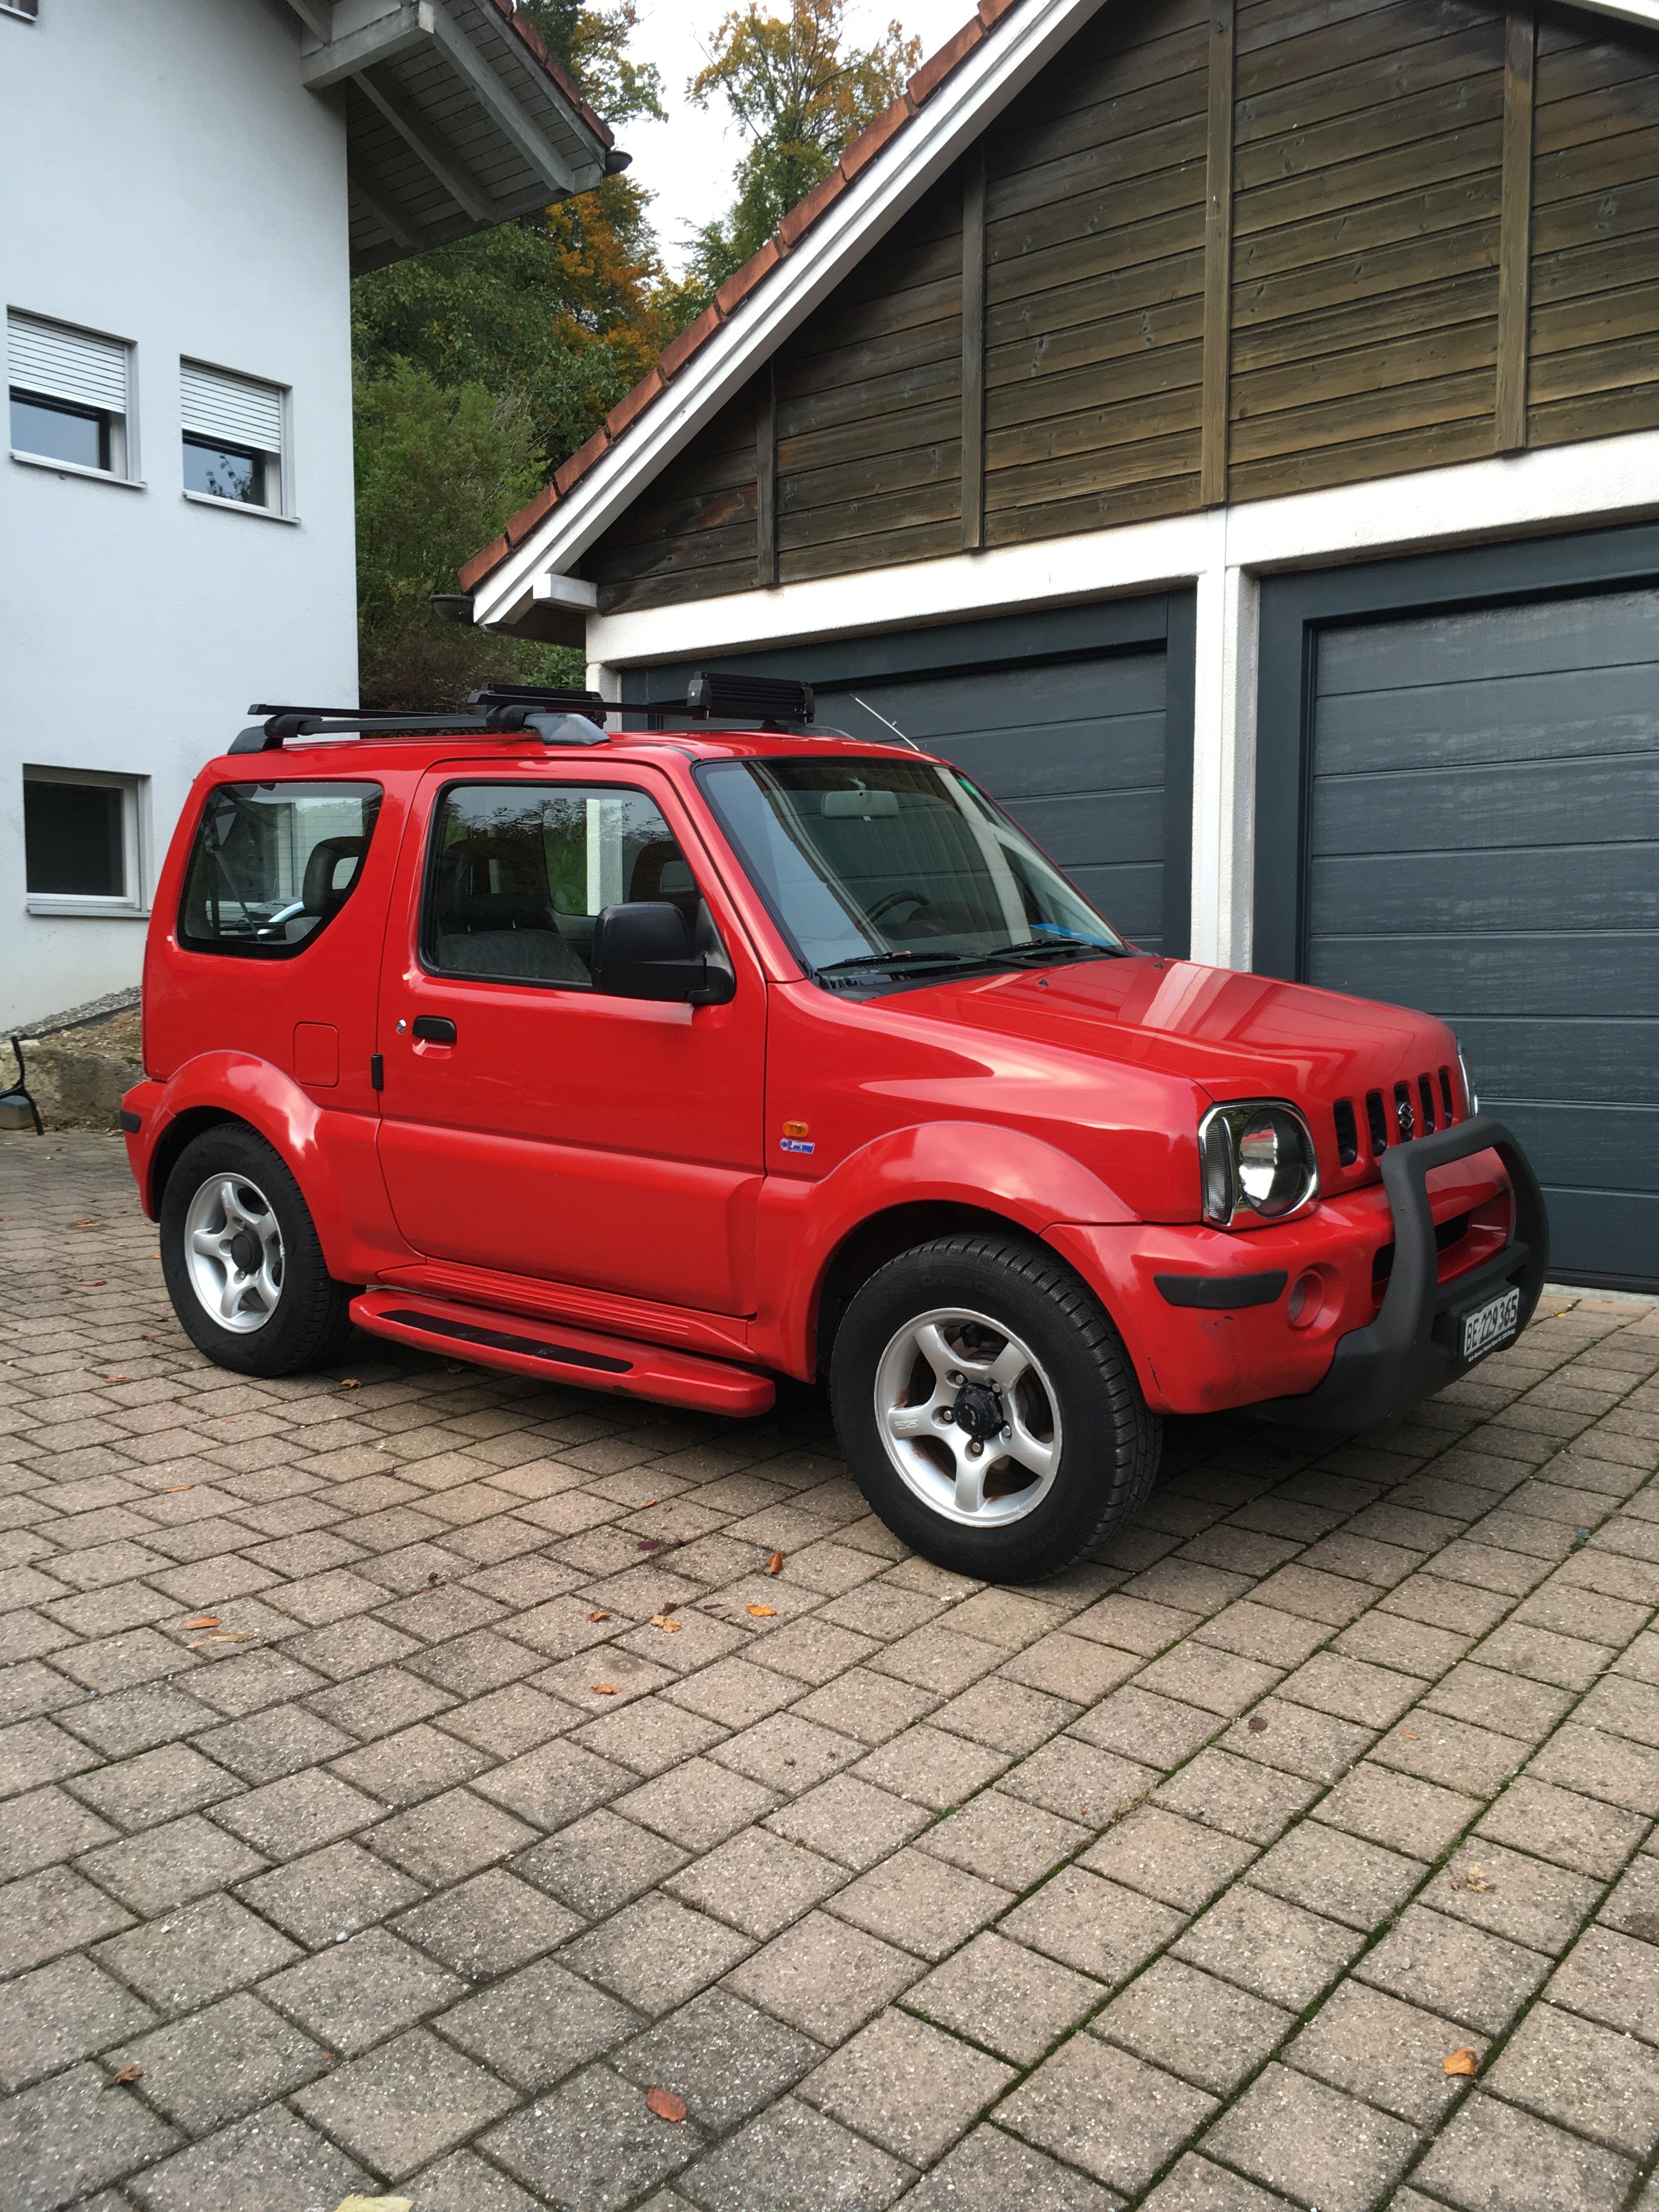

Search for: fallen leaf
xmin=747 ymin=1603 xmax=777 ymax=1618
xmin=338 ymin=1378 xmax=361 ymax=1390
xmin=183 ymin=1615 xmax=221 ymax=1630
xmin=645 ymin=2086 xmax=688 ymax=2123
xmin=332 ymin=2196 xmax=414 ymax=2212
xmin=1398 ymin=1729 xmax=1421 ymax=1740
xmin=1443 ymin=2047 xmax=1479 ymax=2077
xmin=1450 ymin=1865 xmax=1493 ymax=1893
xmin=649 ymin=1613 xmax=682 ymax=1633
xmin=637 ymin=1537 xmax=665 ymax=1552
xmin=103 ymin=2064 xmax=142 ymax=2087
xmin=72 ymin=1281 xmax=107 ymax=1288
xmin=766 ymin=1549 xmax=783 ymax=1576
xmin=162 ymin=1485 xmax=192 ymax=1493
xmin=592 ymin=1683 xmax=620 ymax=1695
xmin=72 ymin=1218 xmax=100 ymax=1227
xmin=588 ymin=1611 xmax=612 ymax=1622
xmin=426 ymin=1571 xmax=442 ymax=1587
xmin=1246 ymin=1716 xmax=1268 ymax=1734
xmin=105 ymin=1375 xmax=128 ymax=1383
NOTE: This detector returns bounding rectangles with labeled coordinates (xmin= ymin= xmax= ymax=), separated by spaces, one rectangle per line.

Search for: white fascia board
xmin=585 ymin=429 xmax=1659 ymax=666
xmin=1576 ymin=0 xmax=1659 ymax=29
xmin=467 ymin=0 xmax=1111 ymax=630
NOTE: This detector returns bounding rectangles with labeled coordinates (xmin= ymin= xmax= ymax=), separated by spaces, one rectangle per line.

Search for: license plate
xmin=1462 ymin=1287 xmax=1521 ymax=1364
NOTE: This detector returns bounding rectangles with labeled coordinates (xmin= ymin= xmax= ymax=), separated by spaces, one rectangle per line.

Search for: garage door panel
xmin=1011 ymin=789 xmax=1164 ymax=872
xmin=1306 ymin=936 xmax=1657 ymax=1018
xmin=941 ymin=717 xmax=1165 ymax=801
xmin=1449 ymin=1019 xmax=1658 ymax=1105
xmin=1306 ymin=582 xmax=1657 ymax=1286
xmin=1483 ymin=1100 xmax=1659 ymax=1193
xmin=1311 ymin=757 xmax=1657 ymax=856
xmin=825 ymin=654 xmax=1165 ymax=742
xmin=1313 ymin=663 xmax=1658 ymax=775
xmin=1307 ymin=848 xmax=1659 ymax=935
xmin=1536 ymin=1190 xmax=1659 ymax=1285
xmin=1316 ymin=589 xmax=1658 ymax=695
xmin=1067 ymin=862 xmax=1163 ymax=946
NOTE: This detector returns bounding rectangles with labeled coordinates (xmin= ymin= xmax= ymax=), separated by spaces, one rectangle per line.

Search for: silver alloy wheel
xmin=182 ymin=1171 xmax=285 ymax=1334
xmin=873 ymin=1305 xmax=1063 ymax=1527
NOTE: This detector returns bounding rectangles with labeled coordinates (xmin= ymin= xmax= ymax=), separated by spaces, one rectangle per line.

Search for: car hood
xmin=882 ymin=952 xmax=1464 ymax=1194
xmin=894 ymin=953 xmax=1457 ymax=1099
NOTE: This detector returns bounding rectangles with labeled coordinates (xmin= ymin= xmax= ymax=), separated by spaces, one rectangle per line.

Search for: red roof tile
xmin=460 ymin=5 xmax=1006 ymax=595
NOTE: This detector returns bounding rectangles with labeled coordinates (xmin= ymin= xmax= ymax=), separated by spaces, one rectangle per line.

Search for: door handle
xmin=411 ymin=1016 xmax=457 ymax=1045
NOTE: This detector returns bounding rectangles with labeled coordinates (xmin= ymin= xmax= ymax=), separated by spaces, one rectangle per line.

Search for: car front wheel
xmin=830 ymin=1233 xmax=1161 ymax=1582
xmin=160 ymin=1125 xmax=355 ymax=1377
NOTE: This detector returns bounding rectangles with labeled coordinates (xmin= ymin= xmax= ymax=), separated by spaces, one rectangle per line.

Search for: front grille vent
xmin=1362 ymin=1072 xmax=1461 ymax=1155
xmin=1333 ymin=1098 xmax=1359 ymax=1166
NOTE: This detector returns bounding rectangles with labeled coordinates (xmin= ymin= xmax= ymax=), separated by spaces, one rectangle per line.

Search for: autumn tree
xmin=351 ymin=3 xmax=665 ymax=703
xmin=683 ymin=0 xmax=919 ymax=300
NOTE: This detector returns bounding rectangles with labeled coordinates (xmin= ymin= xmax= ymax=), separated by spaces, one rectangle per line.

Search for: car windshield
xmin=698 ymin=756 xmax=1123 ymax=982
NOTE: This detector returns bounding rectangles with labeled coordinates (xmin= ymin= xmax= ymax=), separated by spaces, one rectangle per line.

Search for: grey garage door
xmin=1305 ymin=588 xmax=1659 ymax=1289
xmin=817 ymin=648 xmax=1172 ymax=952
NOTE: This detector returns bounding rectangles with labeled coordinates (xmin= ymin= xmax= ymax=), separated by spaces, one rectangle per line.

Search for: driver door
xmin=375 ymin=765 xmax=765 ymax=1316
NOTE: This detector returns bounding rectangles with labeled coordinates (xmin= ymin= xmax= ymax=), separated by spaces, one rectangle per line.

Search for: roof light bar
xmin=687 ymin=672 xmax=814 ymax=726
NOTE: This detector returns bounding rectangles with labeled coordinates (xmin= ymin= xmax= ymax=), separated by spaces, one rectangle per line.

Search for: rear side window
xmin=178 ymin=781 xmax=382 ymax=957
xmin=424 ymin=782 xmax=695 ymax=987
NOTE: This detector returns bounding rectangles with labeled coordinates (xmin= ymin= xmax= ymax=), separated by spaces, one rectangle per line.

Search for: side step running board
xmin=349 ymin=1289 xmax=775 ymax=1417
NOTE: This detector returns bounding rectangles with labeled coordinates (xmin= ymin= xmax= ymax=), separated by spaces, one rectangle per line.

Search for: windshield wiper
xmin=979 ymin=937 xmax=1121 ymax=967
xmin=812 ymin=949 xmax=979 ymax=978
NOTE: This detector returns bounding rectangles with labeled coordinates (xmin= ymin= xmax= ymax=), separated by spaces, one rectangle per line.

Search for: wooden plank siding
xmin=582 ymin=0 xmax=1659 ymax=613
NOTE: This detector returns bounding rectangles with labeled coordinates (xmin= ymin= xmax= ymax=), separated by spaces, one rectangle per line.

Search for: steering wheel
xmin=868 ymin=889 xmax=933 ymax=923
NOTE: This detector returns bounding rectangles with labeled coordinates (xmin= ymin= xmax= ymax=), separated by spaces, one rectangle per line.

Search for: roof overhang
xmin=289 ymin=0 xmax=624 ymax=274
xmin=466 ymin=0 xmax=1659 ymax=633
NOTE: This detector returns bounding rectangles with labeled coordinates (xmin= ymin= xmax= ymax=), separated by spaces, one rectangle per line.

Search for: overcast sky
xmin=619 ymin=2 xmax=980 ymax=274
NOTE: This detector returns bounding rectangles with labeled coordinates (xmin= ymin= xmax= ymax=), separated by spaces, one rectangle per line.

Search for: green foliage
xmin=354 ymin=363 xmax=560 ymax=710
xmin=682 ymin=0 xmax=919 ymax=302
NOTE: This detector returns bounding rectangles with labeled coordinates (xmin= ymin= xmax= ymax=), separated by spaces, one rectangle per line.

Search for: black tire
xmin=159 ymin=1124 xmax=357 ymax=1378
xmin=830 ymin=1233 xmax=1161 ymax=1582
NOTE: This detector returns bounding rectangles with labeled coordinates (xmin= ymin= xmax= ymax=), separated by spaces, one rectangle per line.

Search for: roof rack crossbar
xmin=228 ymin=689 xmax=612 ymax=754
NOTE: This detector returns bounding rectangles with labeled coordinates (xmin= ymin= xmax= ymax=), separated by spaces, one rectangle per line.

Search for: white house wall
xmin=0 ymin=0 xmax=359 ymax=1030
xmin=584 ymin=427 xmax=1659 ymax=975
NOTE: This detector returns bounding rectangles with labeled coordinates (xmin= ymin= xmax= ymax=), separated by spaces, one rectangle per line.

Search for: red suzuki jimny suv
xmin=122 ymin=676 xmax=1547 ymax=1581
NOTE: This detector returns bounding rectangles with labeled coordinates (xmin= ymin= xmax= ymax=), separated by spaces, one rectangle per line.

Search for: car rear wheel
xmin=830 ymin=1233 xmax=1161 ymax=1582
xmin=160 ymin=1125 xmax=356 ymax=1377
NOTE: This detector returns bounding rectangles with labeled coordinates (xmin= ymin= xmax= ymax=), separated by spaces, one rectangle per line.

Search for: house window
xmin=24 ymin=768 xmax=147 ymax=915
xmin=8 ymin=311 xmax=131 ymax=478
xmin=180 ymin=360 xmax=285 ymax=512
xmin=2 ymin=3 xmax=40 ymax=21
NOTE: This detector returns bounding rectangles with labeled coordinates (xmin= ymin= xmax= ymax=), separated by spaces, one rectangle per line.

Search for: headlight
xmin=1199 ymin=1101 xmax=1321 ymax=1227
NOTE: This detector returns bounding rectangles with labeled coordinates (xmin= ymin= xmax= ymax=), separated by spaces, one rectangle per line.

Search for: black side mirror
xmin=590 ymin=901 xmax=736 ymax=1005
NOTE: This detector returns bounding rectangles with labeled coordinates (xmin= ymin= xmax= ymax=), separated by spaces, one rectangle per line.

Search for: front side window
xmin=699 ymin=757 xmax=1123 ymax=985
xmin=180 ymin=360 xmax=284 ymax=511
xmin=8 ymin=310 xmax=130 ymax=476
xmin=425 ymin=783 xmax=697 ymax=987
xmin=179 ymin=781 xmax=381 ymax=957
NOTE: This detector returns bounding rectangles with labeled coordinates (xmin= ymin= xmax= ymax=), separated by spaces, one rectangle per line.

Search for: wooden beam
xmin=1200 ymin=0 xmax=1235 ymax=508
xmin=961 ymin=144 xmax=986 ymax=553
xmin=1497 ymin=5 xmax=1536 ymax=454
xmin=349 ymin=171 xmax=424 ymax=255
xmin=301 ymin=2 xmax=433 ymax=91
xmin=756 ymin=363 xmax=777 ymax=589
xmin=428 ymin=0 xmax=576 ymax=196
xmin=355 ymin=65 xmax=494 ymax=222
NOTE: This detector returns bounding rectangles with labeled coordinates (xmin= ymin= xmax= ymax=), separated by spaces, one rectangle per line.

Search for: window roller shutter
xmin=8 ymin=313 xmax=128 ymax=413
xmin=180 ymin=362 xmax=283 ymax=454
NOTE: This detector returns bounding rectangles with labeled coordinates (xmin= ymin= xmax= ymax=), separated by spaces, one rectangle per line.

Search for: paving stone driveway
xmin=3 ymin=1131 xmax=1659 ymax=2212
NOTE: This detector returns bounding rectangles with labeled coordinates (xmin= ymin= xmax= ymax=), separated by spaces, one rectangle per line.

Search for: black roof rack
xmin=228 ymin=686 xmax=610 ymax=753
